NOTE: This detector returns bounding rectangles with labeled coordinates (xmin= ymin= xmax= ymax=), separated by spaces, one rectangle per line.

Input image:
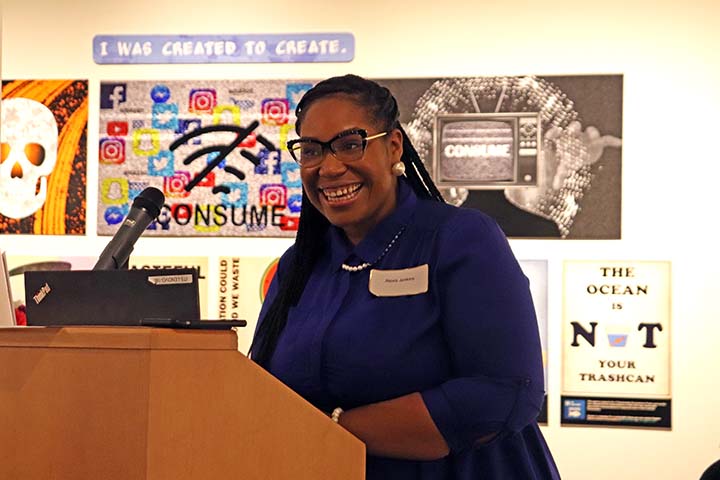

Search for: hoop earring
xmin=391 ymin=161 xmax=406 ymax=177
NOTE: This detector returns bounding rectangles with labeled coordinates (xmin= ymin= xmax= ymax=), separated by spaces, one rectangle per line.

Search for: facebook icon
xmin=100 ymin=83 xmax=127 ymax=109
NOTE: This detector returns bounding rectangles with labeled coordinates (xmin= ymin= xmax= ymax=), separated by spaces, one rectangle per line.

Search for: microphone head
xmin=131 ymin=187 xmax=165 ymax=218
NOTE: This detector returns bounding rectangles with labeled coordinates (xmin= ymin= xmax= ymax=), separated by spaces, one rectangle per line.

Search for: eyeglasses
xmin=286 ymin=129 xmax=388 ymax=167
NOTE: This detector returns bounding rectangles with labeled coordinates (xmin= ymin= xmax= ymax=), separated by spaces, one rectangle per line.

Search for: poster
xmin=1 ymin=80 xmax=88 ymax=234
xmin=561 ymin=260 xmax=672 ymax=428
xmin=98 ymin=75 xmax=621 ymax=239
xmin=378 ymin=75 xmax=623 ymax=239
xmin=97 ymin=80 xmax=306 ymax=237
xmin=216 ymin=256 xmax=278 ymax=352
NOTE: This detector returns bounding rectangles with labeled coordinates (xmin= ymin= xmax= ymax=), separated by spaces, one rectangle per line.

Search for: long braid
xmin=249 ymin=195 xmax=328 ymax=366
xmin=379 ymin=87 xmax=443 ymax=202
xmin=398 ymin=125 xmax=444 ymax=202
xmin=250 ymin=74 xmax=444 ymax=367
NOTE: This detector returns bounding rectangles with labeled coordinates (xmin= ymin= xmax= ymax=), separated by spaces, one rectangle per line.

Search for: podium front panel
xmin=0 ymin=327 xmax=364 ymax=480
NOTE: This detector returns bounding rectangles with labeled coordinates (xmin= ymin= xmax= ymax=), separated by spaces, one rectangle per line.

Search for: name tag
xmin=368 ymin=264 xmax=429 ymax=297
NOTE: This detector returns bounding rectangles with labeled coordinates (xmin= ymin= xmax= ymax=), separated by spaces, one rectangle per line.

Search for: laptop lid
xmin=24 ymin=268 xmax=200 ymax=327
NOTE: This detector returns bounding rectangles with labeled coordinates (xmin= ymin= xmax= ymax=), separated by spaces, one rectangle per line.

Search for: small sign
xmin=368 ymin=264 xmax=429 ymax=297
xmin=147 ymin=274 xmax=193 ymax=285
xmin=93 ymin=34 xmax=354 ymax=64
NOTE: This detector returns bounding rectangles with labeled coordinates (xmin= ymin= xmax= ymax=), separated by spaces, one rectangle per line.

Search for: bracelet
xmin=331 ymin=407 xmax=344 ymax=424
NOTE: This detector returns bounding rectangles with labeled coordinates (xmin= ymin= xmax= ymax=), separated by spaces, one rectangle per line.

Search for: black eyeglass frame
xmin=286 ymin=128 xmax=389 ymax=167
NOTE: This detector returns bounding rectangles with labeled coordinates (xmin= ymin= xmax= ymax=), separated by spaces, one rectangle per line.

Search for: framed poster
xmin=1 ymin=80 xmax=88 ymax=234
xmin=561 ymin=261 xmax=672 ymax=428
xmin=378 ymin=75 xmax=623 ymax=239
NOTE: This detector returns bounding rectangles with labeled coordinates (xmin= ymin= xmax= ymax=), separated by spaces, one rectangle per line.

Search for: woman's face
xmin=298 ymin=95 xmax=403 ymax=245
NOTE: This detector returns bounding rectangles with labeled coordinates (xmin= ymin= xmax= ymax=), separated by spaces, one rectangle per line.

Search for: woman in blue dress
xmin=251 ymin=74 xmax=561 ymax=479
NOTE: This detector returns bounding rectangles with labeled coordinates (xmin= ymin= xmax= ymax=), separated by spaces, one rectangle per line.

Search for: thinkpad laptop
xmin=24 ymin=268 xmax=202 ymax=327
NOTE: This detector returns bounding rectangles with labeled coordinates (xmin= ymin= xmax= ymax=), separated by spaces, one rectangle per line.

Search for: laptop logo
xmin=147 ymin=274 xmax=193 ymax=286
xmin=33 ymin=282 xmax=52 ymax=304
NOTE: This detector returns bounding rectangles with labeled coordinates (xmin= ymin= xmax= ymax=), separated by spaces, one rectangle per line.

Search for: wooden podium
xmin=0 ymin=327 xmax=365 ymax=479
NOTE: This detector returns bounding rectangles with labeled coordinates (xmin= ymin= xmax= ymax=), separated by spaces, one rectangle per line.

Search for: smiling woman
xmin=292 ymin=99 xmax=401 ymax=245
xmin=249 ymin=74 xmax=561 ymax=480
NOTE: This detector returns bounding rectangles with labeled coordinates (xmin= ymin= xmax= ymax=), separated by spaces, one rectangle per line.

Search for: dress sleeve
xmin=420 ymin=210 xmax=545 ymax=453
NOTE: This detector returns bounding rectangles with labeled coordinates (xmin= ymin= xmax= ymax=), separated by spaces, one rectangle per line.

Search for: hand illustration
xmin=505 ymin=121 xmax=622 ymax=211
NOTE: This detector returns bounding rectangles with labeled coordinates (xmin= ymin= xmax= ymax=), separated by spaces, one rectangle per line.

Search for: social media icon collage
xmin=98 ymin=81 xmax=316 ymax=236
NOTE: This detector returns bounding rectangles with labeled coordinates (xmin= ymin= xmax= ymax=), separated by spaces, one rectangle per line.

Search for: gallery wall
xmin=2 ymin=0 xmax=719 ymax=478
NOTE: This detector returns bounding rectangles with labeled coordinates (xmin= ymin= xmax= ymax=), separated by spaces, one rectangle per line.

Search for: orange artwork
xmin=1 ymin=80 xmax=88 ymax=234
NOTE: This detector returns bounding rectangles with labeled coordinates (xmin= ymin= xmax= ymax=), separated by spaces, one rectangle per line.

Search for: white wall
xmin=2 ymin=0 xmax=719 ymax=477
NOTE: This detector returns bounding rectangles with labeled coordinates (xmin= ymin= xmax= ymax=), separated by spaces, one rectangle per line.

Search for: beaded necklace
xmin=341 ymin=225 xmax=407 ymax=273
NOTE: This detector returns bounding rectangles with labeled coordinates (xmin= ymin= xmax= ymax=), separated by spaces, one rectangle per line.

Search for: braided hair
xmin=249 ymin=74 xmax=444 ymax=367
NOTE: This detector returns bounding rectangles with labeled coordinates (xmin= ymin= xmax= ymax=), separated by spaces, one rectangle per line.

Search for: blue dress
xmin=256 ymin=180 xmax=561 ymax=479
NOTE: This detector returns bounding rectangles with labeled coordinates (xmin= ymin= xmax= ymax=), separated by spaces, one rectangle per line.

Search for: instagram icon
xmin=189 ymin=88 xmax=217 ymax=114
xmin=261 ymin=98 xmax=289 ymax=126
xmin=164 ymin=171 xmax=192 ymax=198
xmin=99 ymin=137 xmax=126 ymax=164
xmin=259 ymin=184 xmax=287 ymax=207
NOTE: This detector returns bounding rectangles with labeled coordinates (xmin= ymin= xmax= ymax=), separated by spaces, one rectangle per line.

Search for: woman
xmin=251 ymin=74 xmax=560 ymax=479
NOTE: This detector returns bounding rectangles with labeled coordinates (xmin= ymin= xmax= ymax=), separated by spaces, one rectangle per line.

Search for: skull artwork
xmin=0 ymin=98 xmax=59 ymax=219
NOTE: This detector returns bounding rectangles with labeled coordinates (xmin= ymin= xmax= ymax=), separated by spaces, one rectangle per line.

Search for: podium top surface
xmin=0 ymin=326 xmax=239 ymax=351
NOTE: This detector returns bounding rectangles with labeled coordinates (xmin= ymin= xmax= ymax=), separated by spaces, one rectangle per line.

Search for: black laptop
xmin=24 ymin=268 xmax=201 ymax=327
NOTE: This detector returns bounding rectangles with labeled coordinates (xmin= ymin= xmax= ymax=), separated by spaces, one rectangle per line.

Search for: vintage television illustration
xmin=390 ymin=75 xmax=623 ymax=239
xmin=433 ymin=112 xmax=540 ymax=189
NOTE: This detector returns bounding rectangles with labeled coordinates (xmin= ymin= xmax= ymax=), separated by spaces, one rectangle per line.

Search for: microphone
xmin=93 ymin=187 xmax=165 ymax=270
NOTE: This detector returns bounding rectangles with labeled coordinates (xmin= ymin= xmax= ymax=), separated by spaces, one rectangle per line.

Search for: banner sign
xmin=93 ymin=34 xmax=354 ymax=64
xmin=1 ymin=80 xmax=88 ymax=234
xmin=561 ymin=260 xmax=672 ymax=428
